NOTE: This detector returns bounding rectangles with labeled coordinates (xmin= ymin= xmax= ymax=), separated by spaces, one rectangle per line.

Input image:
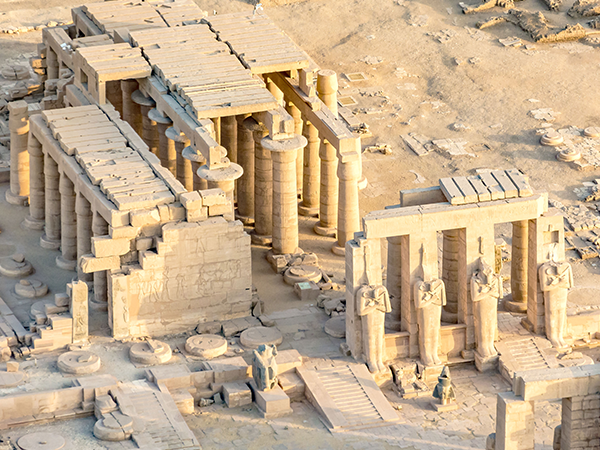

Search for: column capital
xmin=148 ymin=108 xmax=172 ymax=125
xmin=182 ymin=146 xmax=206 ymax=164
xmin=165 ymin=127 xmax=188 ymax=143
xmin=131 ymin=90 xmax=155 ymax=107
xmin=196 ymin=162 xmax=243 ymax=183
xmin=261 ymin=135 xmax=307 ymax=155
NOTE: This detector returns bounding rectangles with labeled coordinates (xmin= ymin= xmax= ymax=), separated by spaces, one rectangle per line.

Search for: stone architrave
xmin=538 ymin=247 xmax=573 ymax=349
xmin=252 ymin=344 xmax=278 ymax=391
xmin=471 ymin=257 xmax=502 ymax=359
xmin=356 ymin=284 xmax=391 ymax=373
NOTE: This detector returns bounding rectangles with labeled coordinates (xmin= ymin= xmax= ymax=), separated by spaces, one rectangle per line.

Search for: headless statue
xmin=471 ymin=254 xmax=502 ymax=359
xmin=413 ymin=245 xmax=446 ymax=366
xmin=538 ymin=244 xmax=573 ymax=349
xmin=433 ymin=366 xmax=455 ymax=405
xmin=356 ymin=284 xmax=391 ymax=373
xmin=253 ymin=344 xmax=278 ymax=391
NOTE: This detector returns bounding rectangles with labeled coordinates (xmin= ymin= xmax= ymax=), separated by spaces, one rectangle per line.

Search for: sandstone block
xmin=91 ymin=236 xmax=131 ymax=257
xmin=129 ymin=208 xmax=160 ymax=227
xmin=223 ymin=382 xmax=252 ymax=408
xmin=80 ymin=254 xmax=120 ymax=273
xmin=200 ymin=188 xmax=226 ymax=206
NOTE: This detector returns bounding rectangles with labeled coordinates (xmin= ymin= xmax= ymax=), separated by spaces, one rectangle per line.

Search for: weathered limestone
xmin=58 ymin=350 xmax=101 ymax=374
xmin=185 ymin=334 xmax=227 ymax=358
xmin=506 ymin=220 xmax=528 ymax=313
xmin=495 ymin=392 xmax=535 ymax=450
xmin=131 ymin=90 xmax=158 ymax=156
xmin=184 ymin=146 xmax=208 ymax=191
xmin=212 ymin=116 xmax=221 ymax=144
xmin=76 ymin=192 xmax=92 ymax=283
xmin=70 ymin=280 xmax=89 ymax=343
xmin=236 ymin=115 xmax=254 ymax=224
xmin=251 ymin=119 xmax=272 ymax=245
xmin=196 ymin=163 xmax=243 ymax=221
xmin=262 ymin=134 xmax=307 ymax=255
xmin=165 ymin=127 xmax=190 ymax=187
xmin=121 ymin=79 xmax=142 ymax=136
xmin=357 ymin=284 xmax=391 ymax=373
xmin=333 ymin=152 xmax=360 ymax=255
xmin=442 ymin=229 xmax=460 ymax=323
xmin=148 ymin=108 xmax=173 ymax=169
xmin=298 ymin=121 xmax=320 ymax=217
xmin=57 ymin=173 xmax=77 ymax=271
xmin=46 ymin=47 xmax=59 ymax=79
xmin=23 ymin=132 xmax=45 ymax=230
xmin=6 ymin=101 xmax=30 ymax=206
xmin=314 ymin=70 xmax=339 ymax=237
xmin=129 ymin=340 xmax=172 ymax=365
xmin=221 ymin=116 xmax=237 ymax=165
xmin=41 ymin=152 xmax=61 ymax=250
xmin=386 ymin=236 xmax=402 ymax=330
xmin=91 ymin=210 xmax=109 ymax=310
xmin=286 ymin=102 xmax=303 ymax=196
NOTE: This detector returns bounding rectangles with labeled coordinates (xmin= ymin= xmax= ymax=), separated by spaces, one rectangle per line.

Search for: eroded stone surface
xmin=240 ymin=326 xmax=283 ymax=349
xmin=57 ymin=351 xmax=101 ymax=375
xmin=185 ymin=334 xmax=227 ymax=358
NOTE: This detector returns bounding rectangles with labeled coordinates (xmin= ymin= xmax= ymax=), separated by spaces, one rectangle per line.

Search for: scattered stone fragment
xmin=323 ymin=298 xmax=346 ymax=316
xmin=15 ymin=279 xmax=48 ymax=298
xmin=129 ymin=340 xmax=172 ymax=365
xmin=568 ymin=0 xmax=600 ymax=16
xmin=324 ymin=316 xmax=345 ymax=338
xmin=17 ymin=432 xmax=66 ymax=450
xmin=428 ymin=29 xmax=457 ymax=43
xmin=0 ymin=254 xmax=33 ymax=277
xmin=541 ymin=129 xmax=564 ymax=146
xmin=468 ymin=57 xmax=481 ymax=64
xmin=344 ymin=72 xmax=367 ymax=82
xmin=57 ymin=350 xmax=101 ymax=375
xmin=185 ymin=334 xmax=227 ymax=358
xmin=361 ymin=56 xmax=383 ymax=65
xmin=402 ymin=133 xmax=432 ymax=156
xmin=198 ymin=398 xmax=214 ymax=407
xmin=283 ymin=265 xmax=322 ymax=286
xmin=0 ymin=65 xmax=30 ymax=81
xmin=258 ymin=315 xmax=275 ymax=327
xmin=584 ymin=127 xmax=600 ymax=137
xmin=529 ymin=108 xmax=560 ymax=122
xmin=450 ymin=123 xmax=471 ymax=131
xmin=541 ymin=0 xmax=563 ymax=11
xmin=0 ymin=371 xmax=25 ymax=388
xmin=196 ymin=321 xmax=221 ymax=335
xmin=454 ymin=57 xmax=466 ymax=66
xmin=365 ymin=144 xmax=392 ymax=155
xmin=94 ymin=412 xmax=134 ymax=442
xmin=462 ymin=0 xmax=521 ymax=15
xmin=221 ymin=316 xmax=261 ymax=337
xmin=409 ymin=170 xmax=426 ymax=184
xmin=409 ymin=14 xmax=429 ymax=27
xmin=432 ymin=138 xmax=475 ymax=157
xmin=499 ymin=37 xmax=523 ymax=47
xmin=240 ymin=326 xmax=283 ymax=349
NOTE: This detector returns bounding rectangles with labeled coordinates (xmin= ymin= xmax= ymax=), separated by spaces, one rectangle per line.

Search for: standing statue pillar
xmin=121 ymin=80 xmax=141 ymax=135
xmin=250 ymin=120 xmax=272 ymax=245
xmin=57 ymin=173 xmax=77 ymax=271
xmin=131 ymin=90 xmax=158 ymax=156
xmin=41 ymin=152 xmax=61 ymax=250
xmin=91 ymin=211 xmax=109 ymax=310
xmin=286 ymin=102 xmax=303 ymax=197
xmin=6 ymin=101 xmax=30 ymax=206
xmin=262 ymin=134 xmax=307 ymax=255
xmin=236 ymin=115 xmax=254 ymax=224
xmin=196 ymin=163 xmax=243 ymax=221
xmin=23 ymin=131 xmax=45 ymax=230
xmin=314 ymin=70 xmax=339 ymax=237
xmin=357 ymin=284 xmax=391 ymax=373
xmin=165 ymin=127 xmax=190 ymax=187
xmin=506 ymin=220 xmax=528 ymax=313
xmin=148 ymin=109 xmax=173 ymax=169
xmin=298 ymin=121 xmax=320 ymax=217
xmin=76 ymin=192 xmax=93 ymax=283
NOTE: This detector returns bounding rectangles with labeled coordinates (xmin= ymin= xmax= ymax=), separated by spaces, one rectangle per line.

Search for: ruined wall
xmin=561 ymin=393 xmax=600 ymax=450
xmin=109 ymin=217 xmax=252 ymax=338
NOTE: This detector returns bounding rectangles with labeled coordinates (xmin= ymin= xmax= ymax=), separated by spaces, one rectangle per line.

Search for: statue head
xmin=478 ymin=257 xmax=494 ymax=284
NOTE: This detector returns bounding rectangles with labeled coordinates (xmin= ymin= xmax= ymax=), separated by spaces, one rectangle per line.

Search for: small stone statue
xmin=413 ymin=245 xmax=445 ymax=366
xmin=471 ymin=256 xmax=502 ymax=359
xmin=539 ymin=244 xmax=573 ymax=349
xmin=252 ymin=344 xmax=278 ymax=391
xmin=432 ymin=366 xmax=455 ymax=406
xmin=356 ymin=284 xmax=391 ymax=373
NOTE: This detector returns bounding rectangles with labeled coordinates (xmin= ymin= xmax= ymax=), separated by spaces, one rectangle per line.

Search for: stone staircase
xmin=298 ymin=363 xmax=399 ymax=432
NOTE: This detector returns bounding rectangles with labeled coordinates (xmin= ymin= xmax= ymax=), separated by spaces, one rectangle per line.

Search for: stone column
xmin=57 ymin=173 xmax=77 ymax=271
xmin=221 ymin=116 xmax=237 ymax=164
xmin=41 ymin=153 xmax=61 ymax=250
xmin=196 ymin=163 xmax=243 ymax=221
xmin=183 ymin=146 xmax=208 ymax=191
xmin=121 ymin=80 xmax=141 ymax=136
xmin=131 ymin=90 xmax=158 ymax=156
xmin=236 ymin=115 xmax=254 ymax=224
xmin=286 ymin=102 xmax=303 ymax=197
xmin=386 ymin=236 xmax=402 ymax=330
xmin=76 ymin=192 xmax=93 ymax=283
xmin=148 ymin=109 xmax=173 ymax=169
xmin=165 ymin=127 xmax=190 ymax=185
xmin=91 ymin=211 xmax=109 ymax=310
xmin=442 ymin=229 xmax=460 ymax=323
xmin=298 ymin=121 xmax=320 ymax=217
xmin=251 ymin=120 xmax=271 ymax=245
xmin=46 ymin=47 xmax=59 ymax=80
xmin=506 ymin=220 xmax=528 ymax=313
xmin=6 ymin=101 xmax=30 ymax=206
xmin=314 ymin=70 xmax=339 ymax=237
xmin=333 ymin=154 xmax=360 ymax=256
xmin=212 ymin=117 xmax=221 ymax=144
xmin=23 ymin=132 xmax=45 ymax=230
xmin=262 ymin=135 xmax=307 ymax=255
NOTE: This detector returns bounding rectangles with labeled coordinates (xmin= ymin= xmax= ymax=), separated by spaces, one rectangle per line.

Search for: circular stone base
xmin=0 ymin=371 xmax=25 ymax=388
xmin=557 ymin=149 xmax=581 ymax=162
xmin=324 ymin=316 xmax=346 ymax=338
xmin=15 ymin=279 xmax=48 ymax=298
xmin=298 ymin=204 xmax=319 ymax=217
xmin=584 ymin=127 xmax=600 ymax=138
xmin=0 ymin=254 xmax=33 ymax=277
xmin=40 ymin=234 xmax=61 ymax=250
xmin=55 ymin=256 xmax=76 ymax=271
xmin=22 ymin=215 xmax=45 ymax=230
xmin=129 ymin=340 xmax=172 ymax=365
xmin=185 ymin=334 xmax=227 ymax=358
xmin=540 ymin=131 xmax=564 ymax=146
xmin=283 ymin=265 xmax=322 ymax=286
xmin=240 ymin=326 xmax=283 ymax=349
xmin=313 ymin=223 xmax=336 ymax=237
xmin=17 ymin=432 xmax=65 ymax=450
xmin=93 ymin=412 xmax=133 ymax=442
xmin=504 ymin=299 xmax=527 ymax=314
xmin=250 ymin=232 xmax=272 ymax=246
xmin=30 ymin=299 xmax=54 ymax=323
xmin=331 ymin=243 xmax=345 ymax=256
xmin=57 ymin=351 xmax=101 ymax=375
xmin=5 ymin=189 xmax=28 ymax=206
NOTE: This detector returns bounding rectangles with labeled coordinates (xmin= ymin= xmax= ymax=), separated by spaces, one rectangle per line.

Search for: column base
xmin=235 ymin=213 xmax=254 ymax=226
xmin=56 ymin=255 xmax=77 ymax=271
xmin=474 ymin=351 xmax=499 ymax=372
xmin=358 ymin=175 xmax=368 ymax=191
xmin=40 ymin=234 xmax=61 ymax=250
xmin=313 ymin=223 xmax=336 ymax=237
xmin=504 ymin=299 xmax=527 ymax=313
xmin=89 ymin=298 xmax=108 ymax=312
xmin=22 ymin=215 xmax=45 ymax=230
xmin=5 ymin=190 xmax=28 ymax=206
xmin=298 ymin=204 xmax=319 ymax=217
xmin=250 ymin=232 xmax=272 ymax=246
xmin=331 ymin=243 xmax=345 ymax=256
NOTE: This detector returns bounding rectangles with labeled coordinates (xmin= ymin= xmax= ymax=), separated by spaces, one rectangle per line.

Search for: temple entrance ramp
xmin=297 ymin=363 xmax=399 ymax=432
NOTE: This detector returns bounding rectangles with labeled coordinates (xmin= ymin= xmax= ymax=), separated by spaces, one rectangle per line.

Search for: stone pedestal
xmin=165 ymin=127 xmax=190 ymax=187
xmin=251 ymin=121 xmax=272 ymax=245
xmin=57 ymin=173 xmax=77 ymax=271
xmin=6 ymin=101 xmax=30 ymax=206
xmin=23 ymin=132 xmax=45 ymax=230
xmin=183 ymin=146 xmax=208 ymax=191
xmin=121 ymin=80 xmax=141 ymax=136
xmin=262 ymin=135 xmax=307 ymax=255
xmin=475 ymin=352 xmax=499 ymax=372
xmin=506 ymin=220 xmax=528 ymax=313
xmin=91 ymin=211 xmax=109 ymax=310
xmin=197 ymin=163 xmax=243 ymax=221
xmin=248 ymin=380 xmax=292 ymax=419
xmin=76 ymin=192 xmax=93 ymax=283
xmin=148 ymin=109 xmax=173 ymax=169
xmin=298 ymin=121 xmax=320 ymax=217
xmin=333 ymin=155 xmax=360 ymax=256
xmin=131 ymin=90 xmax=158 ymax=156
xmin=41 ymin=153 xmax=61 ymax=250
xmin=236 ymin=115 xmax=254 ymax=224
